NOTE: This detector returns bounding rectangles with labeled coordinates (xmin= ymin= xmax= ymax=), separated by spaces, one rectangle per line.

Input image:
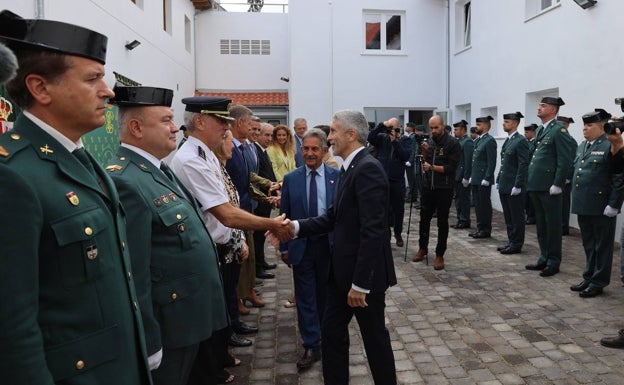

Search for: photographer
xmin=367 ymin=117 xmax=412 ymax=247
xmin=569 ymin=108 xmax=624 ymax=299
xmin=412 ymin=115 xmax=460 ymax=270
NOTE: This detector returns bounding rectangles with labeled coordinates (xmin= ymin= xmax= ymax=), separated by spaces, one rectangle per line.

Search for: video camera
xmin=605 ymin=98 xmax=624 ymax=135
xmin=414 ymin=132 xmax=430 ymax=144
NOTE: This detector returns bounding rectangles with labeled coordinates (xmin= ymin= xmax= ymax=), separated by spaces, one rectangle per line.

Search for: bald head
xmin=429 ymin=115 xmax=445 ymax=139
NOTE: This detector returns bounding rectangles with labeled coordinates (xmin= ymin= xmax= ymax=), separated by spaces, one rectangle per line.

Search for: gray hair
xmin=333 ymin=110 xmax=368 ymax=145
xmin=117 ymin=107 xmax=144 ymax=138
xmin=229 ymin=104 xmax=253 ymax=120
xmin=183 ymin=110 xmax=202 ymax=133
xmin=302 ymin=128 xmax=328 ymax=148
xmin=260 ymin=122 xmax=274 ymax=133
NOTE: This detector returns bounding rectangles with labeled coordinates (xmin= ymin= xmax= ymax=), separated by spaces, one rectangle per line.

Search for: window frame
xmin=362 ymin=10 xmax=406 ymax=56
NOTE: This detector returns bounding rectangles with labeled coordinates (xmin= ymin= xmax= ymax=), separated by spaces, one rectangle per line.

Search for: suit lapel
xmin=334 ymin=149 xmax=366 ymax=211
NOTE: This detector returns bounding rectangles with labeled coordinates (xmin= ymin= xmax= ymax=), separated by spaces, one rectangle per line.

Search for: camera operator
xmin=412 ymin=115 xmax=460 ymax=270
xmin=569 ymin=108 xmax=624 ymax=299
xmin=367 ymin=117 xmax=412 ymax=247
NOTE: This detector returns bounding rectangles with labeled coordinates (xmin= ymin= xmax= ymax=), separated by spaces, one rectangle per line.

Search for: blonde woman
xmin=267 ymin=124 xmax=296 ymax=182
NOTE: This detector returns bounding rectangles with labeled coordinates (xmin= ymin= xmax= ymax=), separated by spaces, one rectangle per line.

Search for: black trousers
xmin=419 ymin=187 xmax=454 ymax=256
xmin=389 ymin=180 xmax=406 ymax=237
xmin=454 ymin=181 xmax=471 ymax=225
xmin=562 ymin=182 xmax=572 ymax=229
xmin=321 ymin=280 xmax=396 ymax=385
xmin=499 ymin=192 xmax=526 ymax=249
xmin=152 ymin=344 xmax=199 ymax=385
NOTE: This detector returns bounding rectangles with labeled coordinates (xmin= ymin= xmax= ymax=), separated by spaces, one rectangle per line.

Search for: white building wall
xmin=289 ymin=0 xmax=447 ymax=126
xmin=194 ymin=11 xmax=289 ymax=92
xmin=449 ymin=0 xmax=624 ymax=229
xmin=1 ymin=0 xmax=197 ymax=123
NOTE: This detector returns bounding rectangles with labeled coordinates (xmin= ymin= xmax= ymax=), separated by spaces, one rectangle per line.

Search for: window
xmin=220 ymin=39 xmax=270 ymax=55
xmin=163 ymin=0 xmax=172 ymax=34
xmin=184 ymin=15 xmax=191 ymax=52
xmin=363 ymin=11 xmax=404 ymax=53
xmin=454 ymin=1 xmax=471 ymax=52
xmin=525 ymin=0 xmax=560 ymax=19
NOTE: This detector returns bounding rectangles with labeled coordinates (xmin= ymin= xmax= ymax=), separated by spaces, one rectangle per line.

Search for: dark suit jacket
xmin=254 ymin=143 xmax=277 ymax=217
xmin=226 ymin=141 xmax=252 ymax=212
xmin=527 ymin=120 xmax=576 ymax=191
xmin=455 ymin=135 xmax=474 ymax=181
xmin=279 ymin=164 xmax=339 ymax=265
xmin=496 ymin=132 xmax=529 ymax=194
xmin=470 ymin=132 xmax=497 ymax=185
xmin=298 ymin=149 xmax=397 ymax=293
xmin=107 ymin=147 xmax=228 ymax=354
xmin=0 ymin=115 xmax=150 ymax=385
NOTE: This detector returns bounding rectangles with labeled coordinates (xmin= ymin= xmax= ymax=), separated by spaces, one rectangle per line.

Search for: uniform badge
xmin=169 ymin=192 xmax=177 ymax=201
xmin=105 ymin=164 xmax=123 ymax=172
xmin=66 ymin=191 xmax=80 ymax=206
xmin=439 ymin=148 xmax=444 ymax=156
xmin=40 ymin=144 xmax=54 ymax=155
xmin=153 ymin=198 xmax=163 ymax=207
xmin=177 ymin=223 xmax=186 ymax=232
xmin=86 ymin=245 xmax=98 ymax=260
xmin=0 ymin=145 xmax=8 ymax=157
xmin=561 ymin=128 xmax=567 ymax=133
xmin=139 ymin=163 xmax=148 ymax=170
xmin=198 ymin=146 xmax=206 ymax=160
xmin=161 ymin=194 xmax=169 ymax=204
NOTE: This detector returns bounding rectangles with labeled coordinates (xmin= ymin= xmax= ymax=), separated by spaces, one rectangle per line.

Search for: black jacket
xmin=423 ymin=132 xmax=461 ymax=190
xmin=367 ymin=123 xmax=411 ymax=182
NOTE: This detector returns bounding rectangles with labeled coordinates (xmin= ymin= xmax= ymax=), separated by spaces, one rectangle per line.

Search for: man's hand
xmin=239 ymin=240 xmax=249 ymax=262
xmin=423 ymin=162 xmax=431 ymax=172
xmin=269 ymin=183 xmax=281 ymax=194
xmin=481 ymin=179 xmax=490 ymax=187
xmin=510 ymin=187 xmax=522 ymax=196
xmin=280 ymin=252 xmax=290 ymax=265
xmin=347 ymin=289 xmax=368 ymax=308
xmin=267 ymin=214 xmax=294 ymax=242
xmin=549 ymin=185 xmax=562 ymax=195
xmin=267 ymin=195 xmax=280 ymax=207
xmin=607 ymin=127 xmax=624 ymax=155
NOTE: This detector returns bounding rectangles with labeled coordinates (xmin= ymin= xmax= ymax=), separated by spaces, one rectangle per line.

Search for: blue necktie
xmin=309 ymin=169 xmax=318 ymax=217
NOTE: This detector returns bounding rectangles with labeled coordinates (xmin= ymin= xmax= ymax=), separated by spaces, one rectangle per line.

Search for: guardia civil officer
xmin=557 ymin=116 xmax=578 ymax=235
xmin=469 ymin=116 xmax=497 ymax=238
xmin=569 ymin=109 xmax=624 ymax=298
xmin=106 ymin=86 xmax=229 ymax=384
xmin=524 ymin=124 xmax=538 ymax=224
xmin=0 ymin=10 xmax=150 ymax=385
xmin=452 ymin=119 xmax=473 ymax=229
xmin=525 ymin=97 xmax=576 ymax=277
xmin=496 ymin=112 xmax=529 ymax=254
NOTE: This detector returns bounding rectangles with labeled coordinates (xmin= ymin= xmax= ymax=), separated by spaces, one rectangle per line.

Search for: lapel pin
xmin=66 ymin=191 xmax=79 ymax=206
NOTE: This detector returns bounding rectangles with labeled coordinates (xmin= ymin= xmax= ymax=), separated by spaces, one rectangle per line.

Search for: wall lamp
xmin=125 ymin=40 xmax=141 ymax=50
xmin=280 ymin=76 xmax=290 ymax=82
xmin=573 ymin=0 xmax=597 ymax=9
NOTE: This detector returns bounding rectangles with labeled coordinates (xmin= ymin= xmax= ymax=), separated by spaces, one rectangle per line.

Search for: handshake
xmin=265 ymin=213 xmax=296 ymax=247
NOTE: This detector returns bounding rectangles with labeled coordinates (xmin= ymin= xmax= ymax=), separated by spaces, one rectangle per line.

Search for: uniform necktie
xmin=160 ymin=162 xmax=175 ymax=182
xmin=585 ymin=141 xmax=591 ymax=155
xmin=160 ymin=162 xmax=189 ymax=201
xmin=309 ymin=169 xmax=318 ymax=217
xmin=73 ymin=147 xmax=97 ymax=180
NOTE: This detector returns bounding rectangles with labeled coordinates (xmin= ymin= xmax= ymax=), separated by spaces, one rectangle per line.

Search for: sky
xmin=216 ymin=0 xmax=289 ymax=13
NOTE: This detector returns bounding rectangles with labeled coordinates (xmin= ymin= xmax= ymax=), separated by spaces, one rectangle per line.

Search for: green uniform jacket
xmin=496 ymin=132 xmax=529 ymax=194
xmin=455 ymin=135 xmax=474 ymax=182
xmin=571 ymin=135 xmax=624 ymax=215
xmin=0 ymin=115 xmax=151 ymax=385
xmin=107 ymin=147 xmax=228 ymax=354
xmin=470 ymin=132 xmax=497 ymax=185
xmin=527 ymin=120 xmax=576 ymax=191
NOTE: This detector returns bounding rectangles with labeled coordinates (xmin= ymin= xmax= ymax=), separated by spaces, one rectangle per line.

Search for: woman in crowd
xmin=267 ymin=124 xmax=296 ymax=182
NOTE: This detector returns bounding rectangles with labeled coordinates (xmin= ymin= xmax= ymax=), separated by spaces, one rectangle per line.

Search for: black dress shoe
xmin=232 ymin=322 xmax=258 ymax=335
xmin=540 ymin=266 xmax=559 ymax=277
xmin=601 ymin=329 xmax=624 ymax=349
xmin=579 ymin=286 xmax=603 ymax=298
xmin=570 ymin=280 xmax=590 ymax=292
xmin=256 ymin=270 xmax=275 ymax=279
xmin=471 ymin=232 xmax=491 ymax=239
xmin=263 ymin=262 xmax=277 ymax=270
xmin=296 ymin=348 xmax=321 ymax=370
xmin=500 ymin=247 xmax=521 ymax=255
xmin=228 ymin=333 xmax=252 ymax=347
xmin=455 ymin=223 xmax=470 ymax=229
xmin=468 ymin=231 xmax=478 ymax=237
xmin=525 ymin=218 xmax=536 ymax=225
xmin=525 ymin=262 xmax=547 ymax=271
xmin=497 ymin=244 xmax=510 ymax=251
xmin=562 ymin=227 xmax=570 ymax=236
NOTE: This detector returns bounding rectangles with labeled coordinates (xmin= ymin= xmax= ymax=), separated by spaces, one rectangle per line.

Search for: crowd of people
xmin=4 ymin=9 xmax=624 ymax=385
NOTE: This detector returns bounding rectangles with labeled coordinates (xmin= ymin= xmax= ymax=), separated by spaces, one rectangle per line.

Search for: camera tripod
xmin=403 ymin=150 xmax=428 ymax=263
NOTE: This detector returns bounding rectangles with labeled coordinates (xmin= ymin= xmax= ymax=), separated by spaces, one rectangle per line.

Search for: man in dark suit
xmin=557 ymin=116 xmax=577 ymax=235
xmin=569 ymin=109 xmax=624 ymax=298
xmin=524 ymin=124 xmax=538 ymax=224
xmin=452 ymin=119 xmax=473 ymax=229
xmin=253 ymin=122 xmax=279 ymax=274
xmin=273 ymin=110 xmax=397 ymax=385
xmin=496 ymin=112 xmax=529 ymax=254
xmin=469 ymin=116 xmax=497 ymax=238
xmin=294 ymin=118 xmax=308 ymax=167
xmin=106 ymin=86 xmax=229 ymax=384
xmin=525 ymin=97 xmax=577 ymax=277
xmin=279 ymin=128 xmax=339 ymax=370
xmin=0 ymin=11 xmax=150 ymax=384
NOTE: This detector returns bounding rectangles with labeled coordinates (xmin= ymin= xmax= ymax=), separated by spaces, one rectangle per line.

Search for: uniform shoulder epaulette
xmin=105 ymin=164 xmax=123 ymax=172
xmin=105 ymin=155 xmax=130 ymax=173
xmin=198 ymin=146 xmax=206 ymax=160
xmin=0 ymin=132 xmax=30 ymax=162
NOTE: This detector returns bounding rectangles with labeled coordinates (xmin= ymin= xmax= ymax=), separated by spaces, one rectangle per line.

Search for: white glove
xmin=468 ymin=177 xmax=472 ymax=184
xmin=148 ymin=348 xmax=163 ymax=371
xmin=462 ymin=178 xmax=469 ymax=188
xmin=565 ymin=179 xmax=571 ymax=185
xmin=549 ymin=185 xmax=562 ymax=195
xmin=604 ymin=205 xmax=619 ymax=217
xmin=481 ymin=179 xmax=490 ymax=187
xmin=511 ymin=187 xmax=522 ymax=196
xmin=405 ymin=161 xmax=411 ymax=167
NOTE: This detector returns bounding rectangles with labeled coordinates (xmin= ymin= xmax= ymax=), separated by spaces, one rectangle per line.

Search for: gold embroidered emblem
xmin=40 ymin=144 xmax=54 ymax=155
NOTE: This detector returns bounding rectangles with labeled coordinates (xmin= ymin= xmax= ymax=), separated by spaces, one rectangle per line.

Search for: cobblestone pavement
xmin=227 ymin=205 xmax=624 ymax=384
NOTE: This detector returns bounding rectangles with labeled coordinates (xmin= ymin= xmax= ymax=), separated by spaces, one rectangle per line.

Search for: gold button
xmin=120 ymin=157 xmax=126 ymax=161
xmin=576 ymin=184 xmax=579 ymax=187
xmin=76 ymin=360 xmax=85 ymax=370
xmin=171 ymin=293 xmax=178 ymax=300
xmin=176 ymin=214 xmax=182 ymax=220
xmin=581 ymin=160 xmax=585 ymax=163
xmin=578 ymin=168 xmax=582 ymax=171
xmin=84 ymin=227 xmax=93 ymax=236
xmin=10 ymin=133 xmax=20 ymax=140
